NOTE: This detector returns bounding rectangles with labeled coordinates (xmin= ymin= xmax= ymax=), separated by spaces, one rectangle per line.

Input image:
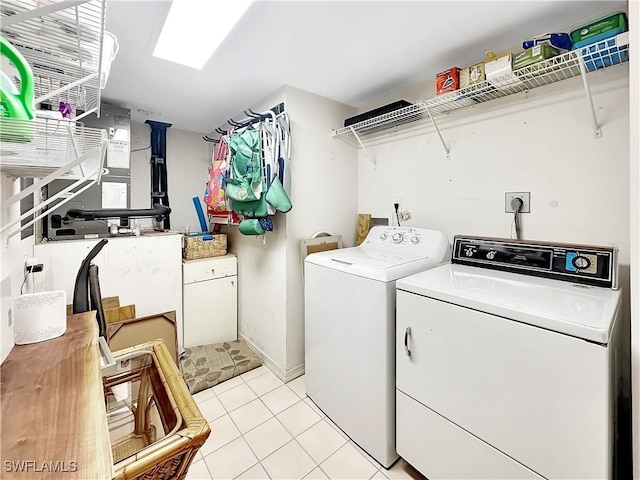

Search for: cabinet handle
xmin=211 ymin=269 xmax=215 ymax=274
xmin=231 ymin=280 xmax=234 ymax=287
xmin=404 ymin=326 xmax=411 ymax=357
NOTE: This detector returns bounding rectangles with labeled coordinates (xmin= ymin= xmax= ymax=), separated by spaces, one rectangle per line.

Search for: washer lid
xmin=397 ymin=264 xmax=621 ymax=344
xmin=305 ymin=226 xmax=450 ymax=282
xmin=305 ymin=246 xmax=444 ymax=282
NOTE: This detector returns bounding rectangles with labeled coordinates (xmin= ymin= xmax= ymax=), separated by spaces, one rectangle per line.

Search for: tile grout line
xmin=292 ymin=418 xmax=348 ymax=474
xmin=231 ymin=377 xmax=301 ymax=480
xmin=289 ymin=436 xmax=321 ymax=480
xmin=196 ymin=369 xmax=306 ymax=479
xmin=238 ymin=385 xmax=317 ymax=480
xmin=199 ymin=374 xmax=287 ymax=461
xmin=225 ymin=376 xmax=296 ymax=477
xmin=199 ymin=372 xmax=259 ymax=471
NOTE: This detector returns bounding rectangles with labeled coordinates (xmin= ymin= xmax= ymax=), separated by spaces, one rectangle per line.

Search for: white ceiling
xmin=102 ymin=0 xmax=626 ymax=133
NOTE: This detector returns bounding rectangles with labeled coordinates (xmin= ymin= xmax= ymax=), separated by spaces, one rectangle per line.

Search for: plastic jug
xmin=0 ymin=35 xmax=35 ymax=142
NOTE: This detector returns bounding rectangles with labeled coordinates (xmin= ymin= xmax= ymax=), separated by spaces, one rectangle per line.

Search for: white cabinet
xmin=182 ymin=254 xmax=237 ymax=348
xmin=34 ymin=233 xmax=184 ymax=351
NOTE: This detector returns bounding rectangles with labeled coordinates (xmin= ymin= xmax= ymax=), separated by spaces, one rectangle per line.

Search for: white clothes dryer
xmin=304 ymin=226 xmax=450 ymax=468
xmin=396 ymin=235 xmax=625 ymax=480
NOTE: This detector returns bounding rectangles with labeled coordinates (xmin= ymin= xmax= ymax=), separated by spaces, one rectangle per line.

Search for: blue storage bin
xmin=579 ymin=32 xmax=629 ymax=72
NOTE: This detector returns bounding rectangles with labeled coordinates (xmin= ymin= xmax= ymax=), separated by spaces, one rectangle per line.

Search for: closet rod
xmin=203 ymin=102 xmax=285 ymax=143
xmin=227 ymin=102 xmax=284 ymax=130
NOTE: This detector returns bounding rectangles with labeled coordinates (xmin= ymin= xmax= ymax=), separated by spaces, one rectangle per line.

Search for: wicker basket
xmin=182 ymin=234 xmax=227 ymax=260
xmin=105 ymin=340 xmax=211 ymax=480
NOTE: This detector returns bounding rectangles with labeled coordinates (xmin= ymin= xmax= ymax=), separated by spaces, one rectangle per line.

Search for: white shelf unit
xmin=0 ymin=0 xmax=110 ymax=121
xmin=0 ymin=0 xmax=114 ymax=240
xmin=0 ymin=117 xmax=108 ymax=239
xmin=333 ymin=37 xmax=630 ymax=159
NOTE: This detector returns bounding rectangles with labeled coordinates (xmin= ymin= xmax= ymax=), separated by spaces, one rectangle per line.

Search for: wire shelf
xmin=1 ymin=0 xmax=108 ymax=118
xmin=332 ymin=36 xmax=630 ymax=143
xmin=336 ymin=103 xmax=427 ymax=137
xmin=0 ymin=117 xmax=107 ymax=178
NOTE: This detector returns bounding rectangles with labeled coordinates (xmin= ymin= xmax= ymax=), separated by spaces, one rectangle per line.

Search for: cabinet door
xmin=396 ymin=290 xmax=610 ymax=480
xmin=183 ymin=276 xmax=237 ymax=347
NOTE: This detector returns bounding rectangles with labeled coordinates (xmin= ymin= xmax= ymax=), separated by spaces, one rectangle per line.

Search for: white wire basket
xmin=0 ymin=117 xmax=107 ymax=178
xmin=0 ymin=0 xmax=110 ymax=120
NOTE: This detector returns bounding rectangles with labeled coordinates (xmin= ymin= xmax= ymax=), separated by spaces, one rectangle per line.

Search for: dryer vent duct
xmin=146 ymin=120 xmax=172 ymax=229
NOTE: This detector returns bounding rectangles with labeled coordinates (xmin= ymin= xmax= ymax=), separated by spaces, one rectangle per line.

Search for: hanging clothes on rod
xmin=204 ymin=130 xmax=239 ymax=224
xmin=201 ymin=104 xmax=291 ymax=234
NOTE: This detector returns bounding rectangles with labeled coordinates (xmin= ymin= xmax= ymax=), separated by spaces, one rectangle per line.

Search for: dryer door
xmin=396 ymin=290 xmax=611 ymax=480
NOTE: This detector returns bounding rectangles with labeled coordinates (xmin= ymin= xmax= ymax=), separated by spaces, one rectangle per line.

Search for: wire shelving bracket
xmin=349 ymin=126 xmax=375 ymax=168
xmin=576 ymin=55 xmax=603 ymax=138
xmin=424 ymin=104 xmax=450 ymax=160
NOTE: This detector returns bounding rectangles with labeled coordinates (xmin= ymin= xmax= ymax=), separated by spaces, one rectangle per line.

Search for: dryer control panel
xmin=451 ymin=236 xmax=617 ymax=289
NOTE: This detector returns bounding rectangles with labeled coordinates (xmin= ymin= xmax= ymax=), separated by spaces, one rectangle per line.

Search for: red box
xmin=436 ymin=67 xmax=460 ymax=95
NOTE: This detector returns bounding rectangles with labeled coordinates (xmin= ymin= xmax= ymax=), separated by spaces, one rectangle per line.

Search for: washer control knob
xmin=380 ymin=232 xmax=388 ymax=240
xmin=486 ymin=250 xmax=497 ymax=260
xmin=573 ymin=255 xmax=591 ymax=270
xmin=392 ymin=232 xmax=404 ymax=243
xmin=410 ymin=236 xmax=420 ymax=244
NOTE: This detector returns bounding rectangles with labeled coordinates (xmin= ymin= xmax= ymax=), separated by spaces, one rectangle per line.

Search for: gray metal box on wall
xmin=44 ymin=105 xmax=131 ymax=240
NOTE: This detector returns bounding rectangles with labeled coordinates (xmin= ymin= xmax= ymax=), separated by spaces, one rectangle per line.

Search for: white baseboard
xmin=240 ymin=334 xmax=305 ymax=383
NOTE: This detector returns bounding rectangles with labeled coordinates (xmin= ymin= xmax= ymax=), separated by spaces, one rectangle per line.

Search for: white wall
xmin=629 ymin=1 xmax=639 ymax=477
xmin=130 ymin=122 xmax=210 ymax=233
xmin=33 ymin=233 xmax=184 ymax=350
xmin=224 ymin=86 xmax=358 ymax=378
xmin=223 ymin=89 xmax=290 ymax=371
xmin=0 ymin=176 xmax=35 ymax=363
xmin=284 ymin=86 xmax=358 ymax=371
xmin=358 ymin=68 xmax=629 ymax=258
xmin=357 ymin=63 xmax=633 ymax=472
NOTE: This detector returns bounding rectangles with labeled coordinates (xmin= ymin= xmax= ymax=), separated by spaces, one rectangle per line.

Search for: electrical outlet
xmin=392 ymin=197 xmax=402 ymax=212
xmin=505 ymin=192 xmax=531 ymax=213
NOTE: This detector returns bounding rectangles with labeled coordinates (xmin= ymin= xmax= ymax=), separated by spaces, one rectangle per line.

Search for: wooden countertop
xmin=1 ymin=312 xmax=113 ymax=479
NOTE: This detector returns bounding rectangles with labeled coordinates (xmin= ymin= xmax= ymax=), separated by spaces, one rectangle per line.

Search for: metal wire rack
xmin=0 ymin=117 xmax=107 ymax=178
xmin=332 ymin=35 xmax=630 ymax=154
xmin=1 ymin=0 xmax=108 ymax=120
xmin=0 ymin=118 xmax=108 ymax=238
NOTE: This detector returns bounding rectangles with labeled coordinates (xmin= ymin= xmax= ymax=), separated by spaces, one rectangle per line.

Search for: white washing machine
xmin=396 ymin=235 xmax=624 ymax=480
xmin=304 ymin=226 xmax=450 ymax=468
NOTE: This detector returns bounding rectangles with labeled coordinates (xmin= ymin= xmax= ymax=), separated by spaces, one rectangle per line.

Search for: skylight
xmin=153 ymin=0 xmax=252 ymax=70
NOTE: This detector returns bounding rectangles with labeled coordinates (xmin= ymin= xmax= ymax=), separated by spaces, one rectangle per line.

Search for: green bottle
xmin=0 ymin=35 xmax=35 ymax=142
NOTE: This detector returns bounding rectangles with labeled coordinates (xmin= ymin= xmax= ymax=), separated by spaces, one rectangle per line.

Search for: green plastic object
xmin=570 ymin=12 xmax=627 ymax=50
xmin=0 ymin=35 xmax=35 ymax=142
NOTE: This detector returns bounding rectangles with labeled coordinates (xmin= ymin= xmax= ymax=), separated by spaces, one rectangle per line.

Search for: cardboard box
xmin=460 ymin=62 xmax=486 ymax=89
xmin=513 ymin=44 xmax=560 ymax=70
xmin=468 ymin=62 xmax=485 ymax=84
xmin=571 ymin=12 xmax=627 ymax=50
xmin=436 ymin=67 xmax=460 ymax=95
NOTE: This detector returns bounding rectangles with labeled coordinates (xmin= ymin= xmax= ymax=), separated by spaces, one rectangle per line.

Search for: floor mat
xmin=180 ymin=340 xmax=262 ymax=395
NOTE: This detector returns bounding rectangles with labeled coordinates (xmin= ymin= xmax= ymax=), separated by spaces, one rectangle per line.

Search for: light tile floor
xmin=186 ymin=366 xmax=425 ymax=480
